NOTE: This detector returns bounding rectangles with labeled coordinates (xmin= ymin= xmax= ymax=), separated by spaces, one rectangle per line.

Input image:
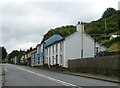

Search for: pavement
xmin=62 ymin=71 xmax=120 ymax=83
xmin=2 ymin=64 xmax=119 ymax=87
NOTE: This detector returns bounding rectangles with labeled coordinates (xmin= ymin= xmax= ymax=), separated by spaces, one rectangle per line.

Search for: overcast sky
xmin=0 ymin=0 xmax=119 ymax=53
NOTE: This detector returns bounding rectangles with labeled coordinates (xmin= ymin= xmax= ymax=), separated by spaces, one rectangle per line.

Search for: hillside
xmin=85 ymin=8 xmax=119 ymax=47
xmin=43 ymin=25 xmax=76 ymax=41
xmin=107 ymin=42 xmax=120 ymax=52
xmin=43 ymin=8 xmax=119 ymax=52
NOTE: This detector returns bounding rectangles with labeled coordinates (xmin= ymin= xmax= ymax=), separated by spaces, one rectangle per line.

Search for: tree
xmin=9 ymin=50 xmax=20 ymax=59
xmin=0 ymin=47 xmax=2 ymax=62
xmin=102 ymin=8 xmax=116 ymax=18
xmin=2 ymin=47 xmax=7 ymax=62
xmin=118 ymin=10 xmax=120 ymax=34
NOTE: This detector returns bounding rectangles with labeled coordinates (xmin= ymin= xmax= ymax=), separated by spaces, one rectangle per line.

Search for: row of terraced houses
xmin=11 ymin=22 xmax=107 ymax=68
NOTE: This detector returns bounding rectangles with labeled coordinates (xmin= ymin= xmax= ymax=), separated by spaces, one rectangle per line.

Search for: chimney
xmin=77 ymin=21 xmax=84 ymax=58
xmin=76 ymin=21 xmax=84 ymax=33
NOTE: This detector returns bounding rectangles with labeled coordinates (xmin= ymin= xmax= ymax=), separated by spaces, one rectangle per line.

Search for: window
xmin=46 ymin=57 xmax=48 ymax=64
xmin=60 ymin=54 xmax=62 ymax=65
xmin=46 ymin=48 xmax=48 ymax=56
xmin=38 ymin=57 xmax=40 ymax=64
xmin=56 ymin=44 xmax=58 ymax=54
xmin=52 ymin=56 xmax=54 ymax=65
xmin=49 ymin=57 xmax=50 ymax=65
xmin=49 ymin=47 xmax=51 ymax=55
xmin=53 ymin=46 xmax=54 ymax=54
xmin=56 ymin=55 xmax=58 ymax=64
xmin=96 ymin=47 xmax=98 ymax=53
xmin=95 ymin=47 xmax=99 ymax=57
xmin=60 ymin=42 xmax=62 ymax=53
xmin=34 ymin=58 xmax=35 ymax=64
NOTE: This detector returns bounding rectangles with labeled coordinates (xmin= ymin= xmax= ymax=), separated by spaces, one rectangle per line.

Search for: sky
xmin=0 ymin=0 xmax=119 ymax=53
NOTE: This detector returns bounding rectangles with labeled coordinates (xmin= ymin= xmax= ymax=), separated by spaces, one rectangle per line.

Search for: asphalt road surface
xmin=2 ymin=64 xmax=119 ymax=88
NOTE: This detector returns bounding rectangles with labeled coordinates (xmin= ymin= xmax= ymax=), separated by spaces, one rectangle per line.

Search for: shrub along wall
xmin=68 ymin=55 xmax=120 ymax=77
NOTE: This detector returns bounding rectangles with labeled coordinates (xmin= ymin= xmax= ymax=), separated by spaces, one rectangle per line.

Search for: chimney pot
xmin=81 ymin=22 xmax=83 ymax=24
xmin=76 ymin=21 xmax=84 ymax=33
xmin=78 ymin=21 xmax=80 ymax=24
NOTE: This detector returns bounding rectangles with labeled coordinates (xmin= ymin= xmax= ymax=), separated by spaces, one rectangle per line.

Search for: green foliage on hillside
xmin=43 ymin=8 xmax=119 ymax=51
xmin=84 ymin=8 xmax=119 ymax=46
xmin=43 ymin=25 xmax=76 ymax=41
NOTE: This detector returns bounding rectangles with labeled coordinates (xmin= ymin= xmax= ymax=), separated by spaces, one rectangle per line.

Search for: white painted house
xmin=44 ymin=39 xmax=64 ymax=66
xmin=44 ymin=22 xmax=107 ymax=68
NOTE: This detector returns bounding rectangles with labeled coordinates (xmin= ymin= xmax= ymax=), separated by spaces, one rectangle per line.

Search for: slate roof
xmin=45 ymin=38 xmax=65 ymax=48
xmin=44 ymin=34 xmax=62 ymax=47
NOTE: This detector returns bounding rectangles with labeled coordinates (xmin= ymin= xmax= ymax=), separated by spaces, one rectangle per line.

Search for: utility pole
xmin=105 ymin=19 xmax=107 ymax=30
xmin=105 ymin=19 xmax=107 ymax=40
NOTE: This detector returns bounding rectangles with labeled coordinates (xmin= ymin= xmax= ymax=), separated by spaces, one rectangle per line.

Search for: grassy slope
xmin=107 ymin=42 xmax=120 ymax=52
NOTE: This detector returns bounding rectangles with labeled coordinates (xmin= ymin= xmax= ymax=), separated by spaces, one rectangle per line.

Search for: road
xmin=2 ymin=64 xmax=119 ymax=88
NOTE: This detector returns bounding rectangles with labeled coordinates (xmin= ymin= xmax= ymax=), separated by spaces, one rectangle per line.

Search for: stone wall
xmin=68 ymin=55 xmax=120 ymax=76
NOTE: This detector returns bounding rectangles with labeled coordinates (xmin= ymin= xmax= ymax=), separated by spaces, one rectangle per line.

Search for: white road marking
xmin=4 ymin=69 xmax=7 ymax=72
xmin=6 ymin=64 xmax=80 ymax=87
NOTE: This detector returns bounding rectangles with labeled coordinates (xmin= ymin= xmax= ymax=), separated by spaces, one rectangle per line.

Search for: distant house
xmin=14 ymin=51 xmax=25 ymax=65
xmin=109 ymin=34 xmax=120 ymax=40
xmin=36 ymin=43 xmax=44 ymax=66
xmin=43 ymin=22 xmax=107 ymax=68
xmin=20 ymin=52 xmax=26 ymax=65
xmin=12 ymin=56 xmax=16 ymax=64
xmin=19 ymin=48 xmax=36 ymax=66
xmin=26 ymin=48 xmax=36 ymax=66
xmin=10 ymin=50 xmax=24 ymax=65
xmin=31 ymin=49 xmax=37 ymax=66
xmin=31 ymin=42 xmax=45 ymax=66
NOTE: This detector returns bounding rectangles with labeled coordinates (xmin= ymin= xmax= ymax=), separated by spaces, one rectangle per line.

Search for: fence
xmin=68 ymin=55 xmax=120 ymax=76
